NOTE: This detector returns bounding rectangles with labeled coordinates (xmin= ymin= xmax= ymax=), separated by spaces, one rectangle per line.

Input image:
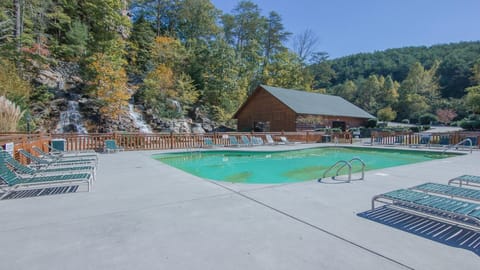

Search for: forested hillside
xmin=1 ymin=0 xmax=480 ymax=132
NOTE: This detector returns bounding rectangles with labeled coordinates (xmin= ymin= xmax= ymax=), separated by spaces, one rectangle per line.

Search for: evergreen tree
xmin=128 ymin=16 xmax=155 ymax=74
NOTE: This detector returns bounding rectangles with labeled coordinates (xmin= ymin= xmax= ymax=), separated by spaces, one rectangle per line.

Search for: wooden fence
xmin=371 ymin=131 xmax=480 ymax=148
xmin=1 ymin=131 xmax=349 ymax=155
xmin=49 ymin=131 xmax=352 ymax=151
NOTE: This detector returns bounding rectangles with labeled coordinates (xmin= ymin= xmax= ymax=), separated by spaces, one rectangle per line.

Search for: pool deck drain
xmin=0 ymin=144 xmax=478 ymax=270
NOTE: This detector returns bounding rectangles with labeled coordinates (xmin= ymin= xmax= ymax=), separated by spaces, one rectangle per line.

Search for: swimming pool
xmin=153 ymin=147 xmax=459 ymax=184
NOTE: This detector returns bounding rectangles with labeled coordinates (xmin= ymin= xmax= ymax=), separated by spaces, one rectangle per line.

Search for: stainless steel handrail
xmin=321 ymin=160 xmax=352 ymax=182
xmin=334 ymin=157 xmax=366 ymax=181
xmin=320 ymin=158 xmax=366 ymax=183
xmin=442 ymin=138 xmax=473 ymax=154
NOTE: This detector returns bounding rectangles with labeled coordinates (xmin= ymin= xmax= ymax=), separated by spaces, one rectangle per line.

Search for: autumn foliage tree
xmin=436 ymin=109 xmax=457 ymax=124
xmin=140 ymin=36 xmax=198 ymax=117
xmin=88 ymin=52 xmax=130 ymax=120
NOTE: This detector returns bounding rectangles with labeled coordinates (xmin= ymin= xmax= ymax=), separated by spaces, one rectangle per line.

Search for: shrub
xmin=419 ymin=113 xmax=438 ymax=125
xmin=0 ymin=96 xmax=25 ymax=132
xmin=459 ymin=120 xmax=480 ymax=130
xmin=409 ymin=126 xmax=420 ymax=133
xmin=377 ymin=107 xmax=397 ymax=122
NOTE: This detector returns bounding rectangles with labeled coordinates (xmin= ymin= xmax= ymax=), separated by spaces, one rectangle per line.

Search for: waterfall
xmin=58 ymin=77 xmax=65 ymax=90
xmin=128 ymin=104 xmax=152 ymax=133
xmin=55 ymin=96 xmax=88 ymax=134
xmin=167 ymin=98 xmax=182 ymax=114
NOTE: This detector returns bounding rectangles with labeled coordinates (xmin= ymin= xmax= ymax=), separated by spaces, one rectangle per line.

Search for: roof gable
xmin=258 ymin=85 xmax=375 ymax=119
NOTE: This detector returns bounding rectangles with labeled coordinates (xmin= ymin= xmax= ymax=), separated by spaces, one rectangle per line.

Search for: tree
xmin=293 ymin=29 xmax=318 ymax=63
xmin=436 ymin=109 xmax=457 ymax=124
xmin=80 ymin=0 xmax=131 ymax=52
xmin=419 ymin=113 xmax=438 ymax=125
xmin=309 ymin=52 xmax=336 ymax=89
xmin=0 ymin=58 xmax=31 ymax=104
xmin=177 ymin=0 xmax=220 ymax=42
xmin=262 ymin=50 xmax=312 ymax=90
xmin=128 ymin=16 xmax=155 ymax=74
xmin=130 ymin=0 xmax=179 ymax=37
xmin=199 ymin=39 xmax=247 ymax=123
xmin=355 ymin=75 xmax=382 ymax=114
xmin=150 ymin=36 xmax=188 ymax=67
xmin=61 ymin=20 xmax=88 ymax=59
xmin=397 ymin=62 xmax=440 ymax=120
xmin=88 ymin=52 xmax=130 ymax=120
xmin=380 ymin=75 xmax=399 ymax=107
xmin=471 ymin=59 xmax=480 ymax=85
xmin=262 ymin=11 xmax=290 ymax=63
xmin=464 ymin=86 xmax=480 ymax=114
xmin=330 ymin=80 xmax=356 ymax=101
xmin=377 ymin=107 xmax=397 ymax=122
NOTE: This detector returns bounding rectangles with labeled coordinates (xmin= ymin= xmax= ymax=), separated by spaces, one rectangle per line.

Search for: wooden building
xmin=233 ymin=85 xmax=375 ymax=132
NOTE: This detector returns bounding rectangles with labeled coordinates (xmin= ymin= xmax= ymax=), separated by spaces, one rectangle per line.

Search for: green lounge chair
xmin=18 ymin=149 xmax=96 ymax=168
xmin=449 ymin=175 xmax=480 ymax=188
xmin=1 ymin=151 xmax=95 ymax=181
xmin=32 ymin=146 xmax=98 ymax=163
xmin=0 ymin=162 xmax=92 ymax=195
xmin=104 ymin=140 xmax=124 ymax=153
xmin=47 ymin=143 xmax=96 ymax=155
xmin=412 ymin=182 xmax=480 ymax=202
xmin=372 ymin=189 xmax=480 ymax=230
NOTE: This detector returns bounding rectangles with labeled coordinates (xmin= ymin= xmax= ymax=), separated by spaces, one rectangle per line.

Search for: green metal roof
xmin=260 ymin=85 xmax=375 ymax=119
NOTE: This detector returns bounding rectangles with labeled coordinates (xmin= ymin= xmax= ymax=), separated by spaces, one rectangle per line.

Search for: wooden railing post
xmin=170 ymin=131 xmax=174 ymax=149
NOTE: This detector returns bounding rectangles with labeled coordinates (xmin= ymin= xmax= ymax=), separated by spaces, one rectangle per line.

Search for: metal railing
xmin=319 ymin=158 xmax=366 ymax=183
xmin=442 ymin=138 xmax=473 ymax=154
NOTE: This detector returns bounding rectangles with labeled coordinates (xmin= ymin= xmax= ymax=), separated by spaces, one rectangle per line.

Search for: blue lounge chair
xmin=240 ymin=135 xmax=252 ymax=146
xmin=280 ymin=136 xmax=301 ymax=145
xmin=251 ymin=136 xmax=264 ymax=146
xmin=203 ymin=137 xmax=223 ymax=148
xmin=372 ymin=189 xmax=480 ymax=229
xmin=265 ymin=134 xmax=278 ymax=145
xmin=104 ymin=140 xmax=124 ymax=153
xmin=449 ymin=175 xmax=480 ymax=188
xmin=228 ymin=136 xmax=242 ymax=147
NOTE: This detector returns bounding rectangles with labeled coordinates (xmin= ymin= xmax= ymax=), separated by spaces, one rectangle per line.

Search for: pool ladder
xmin=442 ymin=138 xmax=473 ymax=154
xmin=318 ymin=158 xmax=366 ymax=183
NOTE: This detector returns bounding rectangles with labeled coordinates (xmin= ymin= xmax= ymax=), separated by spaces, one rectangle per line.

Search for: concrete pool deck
xmin=0 ymin=144 xmax=479 ymax=269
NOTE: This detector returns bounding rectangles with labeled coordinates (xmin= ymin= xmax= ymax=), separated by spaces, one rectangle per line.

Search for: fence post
xmin=306 ymin=131 xmax=309 ymax=144
xmin=170 ymin=131 xmax=174 ymax=149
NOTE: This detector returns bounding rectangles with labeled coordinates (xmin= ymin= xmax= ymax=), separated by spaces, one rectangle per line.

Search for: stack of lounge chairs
xmin=371 ymin=175 xmax=480 ymax=231
xmin=0 ymin=147 xmax=99 ymax=199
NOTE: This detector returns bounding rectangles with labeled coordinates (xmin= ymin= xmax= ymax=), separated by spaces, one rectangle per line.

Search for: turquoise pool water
xmin=153 ymin=147 xmax=459 ymax=184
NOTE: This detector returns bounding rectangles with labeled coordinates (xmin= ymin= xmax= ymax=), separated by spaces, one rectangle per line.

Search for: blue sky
xmin=210 ymin=0 xmax=480 ymax=59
